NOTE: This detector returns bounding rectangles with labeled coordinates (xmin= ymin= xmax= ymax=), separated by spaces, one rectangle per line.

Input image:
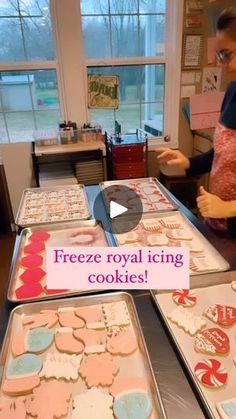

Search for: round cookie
xmin=20 ymin=255 xmax=43 ymax=269
xmin=19 ymin=268 xmax=46 ymax=284
xmin=106 ymin=326 xmax=138 ymax=355
xmin=6 ymin=354 xmax=42 ymax=379
xmin=113 ymin=392 xmax=152 ymax=419
xmin=172 ymin=289 xmax=197 ymax=307
xmin=194 ymin=328 xmax=230 ymax=356
xmin=23 ymin=242 xmax=45 ymax=254
xmin=194 ymin=359 xmax=228 ymax=389
xmin=55 ymin=327 xmax=84 ymax=354
xmin=29 ymin=231 xmax=50 ymax=242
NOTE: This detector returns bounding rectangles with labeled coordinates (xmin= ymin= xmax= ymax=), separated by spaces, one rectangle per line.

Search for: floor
xmin=0 ymin=232 xmax=16 ymax=307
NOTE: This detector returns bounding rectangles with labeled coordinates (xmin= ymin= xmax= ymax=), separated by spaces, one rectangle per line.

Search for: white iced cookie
xmin=147 ymin=234 xmax=169 ymax=246
xmin=190 ymin=257 xmax=219 ymax=272
xmin=103 ymin=301 xmax=130 ymax=327
xmin=39 ymin=353 xmax=82 ymax=381
xmin=183 ymin=240 xmax=203 ymax=253
xmin=168 ymin=306 xmax=206 ymax=336
xmin=216 ymin=398 xmax=236 ymax=419
xmin=71 ymin=388 xmax=114 ymax=419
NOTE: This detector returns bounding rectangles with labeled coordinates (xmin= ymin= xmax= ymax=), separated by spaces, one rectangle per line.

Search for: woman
xmin=156 ymin=8 xmax=236 ymax=235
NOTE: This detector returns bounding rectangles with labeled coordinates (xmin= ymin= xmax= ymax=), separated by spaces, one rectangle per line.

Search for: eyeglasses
xmin=216 ymin=49 xmax=236 ymax=64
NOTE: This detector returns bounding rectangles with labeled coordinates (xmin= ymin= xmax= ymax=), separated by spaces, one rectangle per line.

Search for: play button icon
xmin=93 ymin=184 xmax=143 ymax=234
xmin=110 ymin=201 xmax=128 ymax=219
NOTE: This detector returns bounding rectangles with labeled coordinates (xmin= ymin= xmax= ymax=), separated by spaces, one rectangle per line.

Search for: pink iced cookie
xmin=2 ymin=376 xmax=40 ymax=396
xmin=75 ymin=306 xmax=105 ymax=329
xmin=15 ymin=283 xmax=44 ymax=300
xmin=19 ymin=268 xmax=46 ymax=284
xmin=106 ymin=326 xmax=138 ymax=355
xmin=23 ymin=310 xmax=58 ymax=329
xmin=79 ymin=353 xmax=119 ymax=387
xmin=55 ymin=327 xmax=84 ymax=354
xmin=74 ymin=328 xmax=106 ymax=353
xmin=24 ymin=242 xmax=45 ymax=254
xmin=20 ymin=255 xmax=43 ymax=269
xmin=58 ymin=307 xmax=85 ymax=328
xmin=110 ymin=377 xmax=148 ymax=397
xmin=26 ymin=380 xmax=71 ymax=419
xmin=0 ymin=397 xmax=26 ymax=419
xmin=29 ymin=231 xmax=50 ymax=242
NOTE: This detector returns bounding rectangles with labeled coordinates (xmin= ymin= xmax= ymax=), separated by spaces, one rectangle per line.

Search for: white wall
xmin=0 ymin=142 xmax=33 ymax=217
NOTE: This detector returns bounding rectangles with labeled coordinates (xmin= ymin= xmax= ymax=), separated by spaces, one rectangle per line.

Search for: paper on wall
xmin=181 ymin=72 xmax=196 ymax=85
xmin=190 ymin=92 xmax=225 ymax=130
xmin=202 ymin=67 xmax=222 ymax=93
xmin=181 ymin=85 xmax=196 ymax=98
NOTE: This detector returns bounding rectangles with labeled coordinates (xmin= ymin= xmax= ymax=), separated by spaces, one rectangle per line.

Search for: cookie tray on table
xmin=15 ymin=184 xmax=91 ymax=228
xmin=111 ymin=211 xmax=229 ymax=275
xmin=100 ymin=177 xmax=179 ymax=214
xmin=7 ymin=220 xmax=112 ymax=304
xmin=151 ymin=271 xmax=236 ymax=419
xmin=0 ymin=291 xmax=167 ymax=419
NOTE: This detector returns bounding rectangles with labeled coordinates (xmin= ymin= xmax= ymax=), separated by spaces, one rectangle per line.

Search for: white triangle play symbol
xmin=110 ymin=201 xmax=128 ymax=219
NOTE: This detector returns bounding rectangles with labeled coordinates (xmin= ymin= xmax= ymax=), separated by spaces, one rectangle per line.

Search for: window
xmin=0 ymin=0 xmax=60 ymax=143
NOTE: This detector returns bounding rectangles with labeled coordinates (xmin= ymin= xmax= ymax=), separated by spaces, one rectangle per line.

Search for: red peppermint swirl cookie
xmin=172 ymin=290 xmax=197 ymax=307
xmin=194 ymin=359 xmax=227 ymax=389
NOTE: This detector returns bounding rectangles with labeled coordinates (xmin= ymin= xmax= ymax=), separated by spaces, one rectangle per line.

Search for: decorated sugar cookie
xmin=39 ymin=352 xmax=82 ymax=381
xmin=73 ymin=328 xmax=106 ymax=354
xmin=11 ymin=327 xmax=54 ymax=356
xmin=15 ymin=282 xmax=44 ymax=300
xmin=166 ymin=228 xmax=192 ymax=241
xmin=71 ymin=388 xmax=114 ymax=419
xmin=55 ymin=327 xmax=84 ymax=354
xmin=194 ymin=328 xmax=230 ymax=355
xmin=2 ymin=376 xmax=40 ymax=396
xmin=147 ymin=234 xmax=169 ymax=246
xmin=28 ymin=231 xmax=50 ymax=242
xmin=22 ymin=310 xmax=58 ymax=329
xmin=103 ymin=301 xmax=130 ymax=327
xmin=190 ymin=257 xmax=219 ymax=272
xmin=194 ymin=359 xmax=228 ymax=389
xmin=75 ymin=306 xmax=105 ymax=329
xmin=106 ymin=326 xmax=138 ymax=355
xmin=116 ymin=231 xmax=139 ymax=245
xmin=113 ymin=392 xmax=152 ymax=419
xmin=167 ymin=306 xmax=206 ymax=336
xmin=6 ymin=354 xmax=42 ymax=379
xmin=79 ymin=352 xmax=119 ymax=387
xmin=172 ymin=290 xmax=197 ymax=307
xmin=0 ymin=397 xmax=26 ymax=419
xmin=26 ymin=380 xmax=71 ymax=419
xmin=24 ymin=242 xmax=45 ymax=254
xmin=19 ymin=268 xmax=46 ymax=284
xmin=58 ymin=307 xmax=85 ymax=328
xmin=216 ymin=398 xmax=236 ymax=419
xmin=204 ymin=304 xmax=236 ymax=327
xmin=20 ymin=255 xmax=43 ymax=269
xmin=140 ymin=219 xmax=162 ymax=232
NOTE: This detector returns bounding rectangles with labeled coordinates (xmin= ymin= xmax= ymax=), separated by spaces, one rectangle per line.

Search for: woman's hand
xmin=156 ymin=148 xmax=190 ymax=170
xmin=197 ymin=186 xmax=233 ymax=218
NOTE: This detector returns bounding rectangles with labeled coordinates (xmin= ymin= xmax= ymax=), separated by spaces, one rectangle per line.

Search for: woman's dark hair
xmin=217 ymin=8 xmax=236 ymax=40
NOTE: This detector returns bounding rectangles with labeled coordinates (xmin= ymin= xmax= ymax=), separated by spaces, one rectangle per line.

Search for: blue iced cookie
xmin=27 ymin=327 xmax=54 ymax=353
xmin=6 ymin=354 xmax=43 ymax=379
xmin=113 ymin=391 xmax=152 ymax=419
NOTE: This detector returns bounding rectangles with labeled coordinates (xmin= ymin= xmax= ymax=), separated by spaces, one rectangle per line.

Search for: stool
xmin=159 ymin=164 xmax=200 ymax=214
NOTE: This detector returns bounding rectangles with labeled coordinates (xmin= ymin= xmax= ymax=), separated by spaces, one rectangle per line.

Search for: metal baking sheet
xmin=111 ymin=211 xmax=229 ymax=275
xmin=0 ymin=292 xmax=166 ymax=419
xmin=15 ymin=184 xmax=91 ymax=227
xmin=151 ymin=271 xmax=236 ymax=419
xmin=100 ymin=177 xmax=179 ymax=214
xmin=7 ymin=220 xmax=112 ymax=303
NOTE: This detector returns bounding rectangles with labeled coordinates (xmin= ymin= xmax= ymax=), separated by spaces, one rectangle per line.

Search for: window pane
xmin=111 ymin=16 xmax=139 ymax=57
xmin=90 ymin=108 xmax=115 ymax=133
xmin=35 ymin=110 xmax=60 ymax=129
xmin=22 ymin=17 xmax=55 ymax=60
xmin=139 ymin=0 xmax=166 ymax=14
xmin=109 ymin=0 xmax=138 ymax=15
xmin=0 ymin=18 xmax=25 ymax=61
xmin=80 ymin=0 xmax=109 ymax=15
xmin=0 ymin=114 xmax=8 ymax=143
xmin=82 ymin=16 xmax=111 ymax=58
xmin=19 ymin=0 xmax=49 ymax=16
xmin=139 ymin=15 xmax=165 ymax=56
xmin=0 ymin=74 xmax=33 ymax=111
xmin=5 ymin=112 xmax=35 ymax=142
xmin=115 ymin=104 xmax=140 ymax=132
xmin=0 ymin=0 xmax=18 ymax=16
